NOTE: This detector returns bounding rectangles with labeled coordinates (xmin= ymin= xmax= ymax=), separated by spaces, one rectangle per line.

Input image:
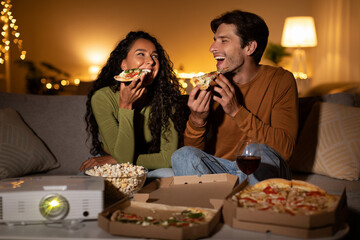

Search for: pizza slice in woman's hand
xmin=114 ymin=68 xmax=151 ymax=82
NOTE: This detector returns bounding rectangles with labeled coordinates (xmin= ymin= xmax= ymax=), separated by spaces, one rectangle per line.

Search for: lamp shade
xmin=281 ymin=16 xmax=317 ymax=47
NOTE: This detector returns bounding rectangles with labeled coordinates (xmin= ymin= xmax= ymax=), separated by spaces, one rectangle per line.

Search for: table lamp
xmin=281 ymin=16 xmax=317 ymax=80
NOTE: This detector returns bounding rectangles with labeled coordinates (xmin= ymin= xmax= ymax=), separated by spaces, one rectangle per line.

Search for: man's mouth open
xmin=215 ymin=56 xmax=225 ymax=70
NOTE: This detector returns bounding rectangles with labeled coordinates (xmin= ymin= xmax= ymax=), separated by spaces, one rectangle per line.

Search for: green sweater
xmin=91 ymin=87 xmax=178 ymax=169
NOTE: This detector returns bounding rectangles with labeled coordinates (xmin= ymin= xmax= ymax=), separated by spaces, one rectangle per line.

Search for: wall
xmin=1 ymin=0 xmax=358 ymax=94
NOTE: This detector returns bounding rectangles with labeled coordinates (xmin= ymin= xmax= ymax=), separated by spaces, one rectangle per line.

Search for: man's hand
xmin=213 ymin=74 xmax=241 ymax=117
xmin=79 ymin=155 xmax=117 ymax=172
xmin=187 ymin=85 xmax=212 ymax=126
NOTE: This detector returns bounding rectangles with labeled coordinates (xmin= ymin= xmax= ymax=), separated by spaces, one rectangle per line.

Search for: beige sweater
xmin=184 ymin=65 xmax=298 ymax=161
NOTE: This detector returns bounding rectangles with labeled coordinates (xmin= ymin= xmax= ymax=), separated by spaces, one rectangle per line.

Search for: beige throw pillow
xmin=0 ymin=108 xmax=60 ymax=179
xmin=290 ymin=102 xmax=360 ymax=180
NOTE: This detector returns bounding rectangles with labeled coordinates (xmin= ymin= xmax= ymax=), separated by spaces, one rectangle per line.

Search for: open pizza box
xmin=98 ymin=173 xmax=238 ymax=240
xmin=222 ymin=180 xmax=348 ymax=238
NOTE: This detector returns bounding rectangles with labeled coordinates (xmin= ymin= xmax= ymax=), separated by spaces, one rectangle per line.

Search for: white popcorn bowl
xmin=103 ymin=170 xmax=148 ymax=199
xmin=85 ymin=164 xmax=148 ymax=200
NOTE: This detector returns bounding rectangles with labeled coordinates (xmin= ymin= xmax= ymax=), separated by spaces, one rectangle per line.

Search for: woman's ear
xmin=121 ymin=60 xmax=127 ymax=70
xmin=245 ymin=41 xmax=257 ymax=56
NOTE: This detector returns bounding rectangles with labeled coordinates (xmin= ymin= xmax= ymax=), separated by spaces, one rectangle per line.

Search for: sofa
xmin=0 ymin=90 xmax=359 ymax=239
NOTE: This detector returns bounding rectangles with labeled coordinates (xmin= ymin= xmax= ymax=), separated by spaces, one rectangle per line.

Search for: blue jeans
xmin=147 ymin=168 xmax=174 ymax=178
xmin=171 ymin=145 xmax=291 ymax=186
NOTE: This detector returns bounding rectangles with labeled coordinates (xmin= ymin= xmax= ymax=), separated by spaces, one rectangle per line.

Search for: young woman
xmin=80 ymin=31 xmax=187 ymax=178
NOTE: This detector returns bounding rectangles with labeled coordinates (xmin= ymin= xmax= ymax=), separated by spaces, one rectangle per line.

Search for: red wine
xmin=236 ymin=156 xmax=261 ymax=175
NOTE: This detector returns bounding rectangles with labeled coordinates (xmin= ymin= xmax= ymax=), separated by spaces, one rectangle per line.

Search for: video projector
xmin=0 ymin=175 xmax=104 ymax=224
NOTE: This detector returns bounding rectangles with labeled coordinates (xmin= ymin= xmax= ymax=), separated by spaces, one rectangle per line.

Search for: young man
xmin=171 ymin=10 xmax=298 ymax=185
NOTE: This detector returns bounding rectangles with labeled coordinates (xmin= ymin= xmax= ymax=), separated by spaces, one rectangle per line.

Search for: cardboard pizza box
xmin=222 ymin=180 xmax=348 ymax=238
xmin=98 ymin=173 xmax=238 ymax=240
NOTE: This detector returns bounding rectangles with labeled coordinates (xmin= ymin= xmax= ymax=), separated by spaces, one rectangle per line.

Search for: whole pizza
xmin=110 ymin=207 xmax=214 ymax=227
xmin=232 ymin=178 xmax=339 ymax=216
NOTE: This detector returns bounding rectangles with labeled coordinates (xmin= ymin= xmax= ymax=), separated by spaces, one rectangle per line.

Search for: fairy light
xmin=174 ymin=69 xmax=207 ymax=94
xmin=0 ymin=0 xmax=26 ymax=64
xmin=53 ymin=83 xmax=60 ymax=90
xmin=73 ymin=78 xmax=80 ymax=86
xmin=60 ymin=80 xmax=67 ymax=86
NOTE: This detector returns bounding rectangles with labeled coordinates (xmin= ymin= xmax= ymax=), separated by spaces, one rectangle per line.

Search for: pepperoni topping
xmin=263 ymin=186 xmax=277 ymax=194
xmin=126 ymin=72 xmax=139 ymax=78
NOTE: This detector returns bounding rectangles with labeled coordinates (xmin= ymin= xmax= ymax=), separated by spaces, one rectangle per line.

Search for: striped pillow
xmin=0 ymin=108 xmax=60 ymax=179
xmin=290 ymin=102 xmax=360 ymax=180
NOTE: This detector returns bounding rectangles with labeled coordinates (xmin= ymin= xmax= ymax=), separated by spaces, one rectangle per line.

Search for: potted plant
xmin=264 ymin=42 xmax=290 ymax=66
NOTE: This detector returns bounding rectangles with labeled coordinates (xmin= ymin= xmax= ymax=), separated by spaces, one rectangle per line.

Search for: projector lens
xmin=39 ymin=194 xmax=69 ymax=220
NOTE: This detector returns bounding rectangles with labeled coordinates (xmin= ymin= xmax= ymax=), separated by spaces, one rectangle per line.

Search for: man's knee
xmin=172 ymin=146 xmax=191 ymax=164
xmin=171 ymin=146 xmax=191 ymax=171
xmin=172 ymin=146 xmax=198 ymax=158
xmin=171 ymin=146 xmax=200 ymax=175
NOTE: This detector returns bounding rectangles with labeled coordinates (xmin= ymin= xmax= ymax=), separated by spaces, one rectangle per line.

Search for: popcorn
xmin=85 ymin=162 xmax=147 ymax=196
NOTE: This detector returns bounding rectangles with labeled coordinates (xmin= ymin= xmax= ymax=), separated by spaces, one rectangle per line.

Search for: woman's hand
xmin=79 ymin=155 xmax=117 ymax=172
xmin=118 ymin=73 xmax=147 ymax=109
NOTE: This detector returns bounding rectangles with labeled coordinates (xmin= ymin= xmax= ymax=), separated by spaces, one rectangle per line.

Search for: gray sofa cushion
xmin=0 ymin=108 xmax=60 ymax=179
xmin=0 ymin=92 xmax=89 ymax=175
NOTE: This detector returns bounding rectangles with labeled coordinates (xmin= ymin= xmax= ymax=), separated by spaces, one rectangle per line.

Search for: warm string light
xmin=175 ymin=69 xmax=203 ymax=94
xmin=0 ymin=0 xmax=26 ymax=64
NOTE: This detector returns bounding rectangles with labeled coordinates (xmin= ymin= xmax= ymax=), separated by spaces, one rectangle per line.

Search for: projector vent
xmin=82 ymin=199 xmax=89 ymax=210
xmin=0 ymin=197 xmax=2 ymax=220
xmin=18 ymin=201 xmax=25 ymax=213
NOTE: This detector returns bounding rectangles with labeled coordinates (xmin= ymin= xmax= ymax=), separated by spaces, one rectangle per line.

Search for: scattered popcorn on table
xmin=85 ymin=163 xmax=147 ymax=196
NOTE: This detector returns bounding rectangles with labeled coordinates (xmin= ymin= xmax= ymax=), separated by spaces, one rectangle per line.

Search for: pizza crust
xmin=252 ymin=178 xmax=292 ymax=190
xmin=291 ymin=180 xmax=326 ymax=193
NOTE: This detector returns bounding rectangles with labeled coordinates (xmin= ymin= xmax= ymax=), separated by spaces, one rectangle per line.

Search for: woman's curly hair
xmin=85 ymin=31 xmax=188 ymax=156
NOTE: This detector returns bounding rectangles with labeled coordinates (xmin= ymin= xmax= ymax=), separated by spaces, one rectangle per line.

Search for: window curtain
xmin=312 ymin=0 xmax=360 ymax=86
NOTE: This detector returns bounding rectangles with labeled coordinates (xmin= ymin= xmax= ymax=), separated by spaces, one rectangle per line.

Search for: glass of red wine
xmin=236 ymin=139 xmax=261 ymax=182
